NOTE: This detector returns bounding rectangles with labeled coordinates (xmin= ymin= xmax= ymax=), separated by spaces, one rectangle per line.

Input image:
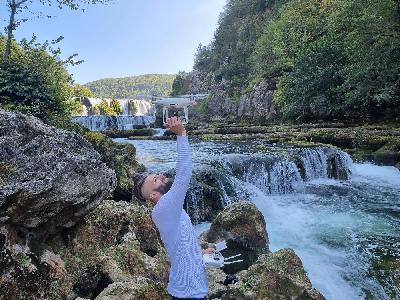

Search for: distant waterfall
xmin=72 ymin=97 xmax=156 ymax=131
xmin=72 ymin=115 xmax=156 ymax=131
xmin=77 ymin=97 xmax=155 ymax=116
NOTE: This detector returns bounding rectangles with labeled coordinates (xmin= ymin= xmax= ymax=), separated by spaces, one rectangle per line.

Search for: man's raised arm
xmin=151 ymin=117 xmax=192 ymax=226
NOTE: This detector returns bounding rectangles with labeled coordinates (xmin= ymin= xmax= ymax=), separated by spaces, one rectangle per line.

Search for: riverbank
xmin=125 ymin=122 xmax=400 ymax=169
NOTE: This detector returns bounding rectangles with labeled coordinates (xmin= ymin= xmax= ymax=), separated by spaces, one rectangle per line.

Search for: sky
xmin=0 ymin=0 xmax=226 ymax=84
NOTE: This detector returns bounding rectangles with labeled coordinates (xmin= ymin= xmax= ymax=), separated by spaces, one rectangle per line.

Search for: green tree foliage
xmin=0 ymin=36 xmax=74 ymax=121
xmin=171 ymin=71 xmax=191 ymax=96
xmin=193 ymin=0 xmax=400 ymax=121
xmin=254 ymin=0 xmax=400 ymax=120
xmin=85 ymin=74 xmax=175 ymax=98
xmin=72 ymin=84 xmax=94 ymax=98
xmin=110 ymin=99 xmax=122 ymax=115
xmin=194 ymin=0 xmax=267 ymax=95
xmin=95 ymin=99 xmax=115 ymax=116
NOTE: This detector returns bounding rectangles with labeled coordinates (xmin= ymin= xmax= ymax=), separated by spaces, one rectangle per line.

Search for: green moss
xmin=103 ymin=129 xmax=155 ymax=138
xmin=84 ymin=131 xmax=108 ymax=144
xmin=16 ymin=253 xmax=30 ymax=268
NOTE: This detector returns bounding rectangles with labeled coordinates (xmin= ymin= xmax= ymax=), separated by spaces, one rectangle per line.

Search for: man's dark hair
xmin=132 ymin=172 xmax=149 ymax=203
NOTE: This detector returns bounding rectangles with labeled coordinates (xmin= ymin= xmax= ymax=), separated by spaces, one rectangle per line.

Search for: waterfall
xmin=221 ymin=154 xmax=303 ymax=195
xmin=297 ymin=148 xmax=328 ymax=180
xmin=72 ymin=115 xmax=156 ymax=131
xmin=184 ymin=147 xmax=352 ymax=223
xmin=75 ymin=97 xmax=155 ymax=116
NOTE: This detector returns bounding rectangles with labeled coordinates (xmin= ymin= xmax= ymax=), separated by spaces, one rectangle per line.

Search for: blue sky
xmin=0 ymin=0 xmax=226 ymax=84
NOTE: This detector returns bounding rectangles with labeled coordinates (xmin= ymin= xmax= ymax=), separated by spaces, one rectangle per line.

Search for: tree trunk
xmin=2 ymin=0 xmax=17 ymax=64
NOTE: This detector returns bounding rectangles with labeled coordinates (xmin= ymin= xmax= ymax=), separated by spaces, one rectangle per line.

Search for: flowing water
xmin=114 ymin=136 xmax=400 ymax=300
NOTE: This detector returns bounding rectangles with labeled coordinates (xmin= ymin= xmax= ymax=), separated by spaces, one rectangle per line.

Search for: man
xmin=133 ymin=116 xmax=213 ymax=300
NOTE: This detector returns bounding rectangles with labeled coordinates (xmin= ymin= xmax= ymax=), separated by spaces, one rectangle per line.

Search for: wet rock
xmin=84 ymin=132 xmax=146 ymax=201
xmin=224 ymin=249 xmax=325 ymax=300
xmin=0 ymin=109 xmax=116 ymax=233
xmin=206 ymin=201 xmax=269 ymax=274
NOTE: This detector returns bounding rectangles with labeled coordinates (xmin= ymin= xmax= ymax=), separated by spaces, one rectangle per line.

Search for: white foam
xmin=350 ymin=163 xmax=400 ymax=186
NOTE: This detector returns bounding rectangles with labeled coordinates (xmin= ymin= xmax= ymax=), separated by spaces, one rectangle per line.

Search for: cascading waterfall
xmin=72 ymin=115 xmax=156 ymax=131
xmin=183 ymin=147 xmax=352 ymax=224
xmin=297 ymin=148 xmax=328 ymax=180
xmin=72 ymin=97 xmax=156 ymax=131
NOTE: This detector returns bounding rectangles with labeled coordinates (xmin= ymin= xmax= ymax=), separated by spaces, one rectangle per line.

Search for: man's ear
xmin=149 ymin=192 xmax=156 ymax=201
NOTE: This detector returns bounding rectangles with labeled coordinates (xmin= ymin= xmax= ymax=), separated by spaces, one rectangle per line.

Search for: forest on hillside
xmin=84 ymin=74 xmax=176 ymax=99
xmin=174 ymin=0 xmax=400 ymax=122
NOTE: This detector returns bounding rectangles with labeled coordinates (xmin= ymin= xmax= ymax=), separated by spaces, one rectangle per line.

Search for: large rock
xmin=62 ymin=200 xmax=169 ymax=299
xmin=0 ymin=200 xmax=170 ymax=299
xmin=206 ymin=201 xmax=269 ymax=274
xmin=223 ymin=249 xmax=325 ymax=300
xmin=0 ymin=109 xmax=116 ymax=234
xmin=95 ymin=277 xmax=170 ymax=300
xmin=84 ymin=132 xmax=146 ymax=201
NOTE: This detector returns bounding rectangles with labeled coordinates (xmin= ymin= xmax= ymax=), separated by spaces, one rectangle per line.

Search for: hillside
xmin=179 ymin=0 xmax=400 ymax=123
xmin=84 ymin=74 xmax=176 ymax=98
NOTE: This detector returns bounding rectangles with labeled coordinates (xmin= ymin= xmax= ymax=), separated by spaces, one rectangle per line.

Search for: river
xmin=114 ymin=136 xmax=400 ymax=300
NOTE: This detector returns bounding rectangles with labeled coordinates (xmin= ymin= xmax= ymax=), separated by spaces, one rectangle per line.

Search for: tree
xmin=110 ymin=99 xmax=122 ymax=115
xmin=2 ymin=0 xmax=111 ymax=63
xmin=171 ymin=71 xmax=191 ymax=96
xmin=0 ymin=36 xmax=74 ymax=121
xmin=72 ymin=84 xmax=94 ymax=98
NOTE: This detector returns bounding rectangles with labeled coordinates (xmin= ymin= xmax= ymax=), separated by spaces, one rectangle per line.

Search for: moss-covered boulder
xmin=0 ymin=201 xmax=170 ymax=299
xmin=223 ymin=249 xmax=325 ymax=300
xmin=95 ymin=277 xmax=170 ymax=300
xmin=84 ymin=132 xmax=146 ymax=201
xmin=61 ymin=200 xmax=169 ymax=299
xmin=0 ymin=226 xmax=74 ymax=299
xmin=206 ymin=201 xmax=269 ymax=274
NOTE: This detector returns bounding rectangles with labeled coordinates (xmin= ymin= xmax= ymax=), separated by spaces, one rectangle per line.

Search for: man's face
xmin=141 ymin=173 xmax=173 ymax=203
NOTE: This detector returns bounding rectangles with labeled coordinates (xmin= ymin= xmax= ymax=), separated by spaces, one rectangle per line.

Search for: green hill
xmin=84 ymin=74 xmax=176 ymax=99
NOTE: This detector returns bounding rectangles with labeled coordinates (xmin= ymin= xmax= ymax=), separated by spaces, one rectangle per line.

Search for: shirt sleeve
xmin=151 ymin=135 xmax=193 ymax=249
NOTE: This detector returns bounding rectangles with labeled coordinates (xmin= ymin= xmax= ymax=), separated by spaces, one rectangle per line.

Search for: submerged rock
xmin=206 ymin=201 xmax=269 ymax=274
xmin=0 ymin=109 xmax=116 ymax=234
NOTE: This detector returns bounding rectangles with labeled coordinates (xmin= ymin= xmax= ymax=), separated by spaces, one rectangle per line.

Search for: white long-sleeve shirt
xmin=151 ymin=135 xmax=208 ymax=298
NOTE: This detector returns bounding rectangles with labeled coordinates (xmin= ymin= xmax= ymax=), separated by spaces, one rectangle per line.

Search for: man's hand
xmin=201 ymin=247 xmax=215 ymax=255
xmin=163 ymin=116 xmax=187 ymax=136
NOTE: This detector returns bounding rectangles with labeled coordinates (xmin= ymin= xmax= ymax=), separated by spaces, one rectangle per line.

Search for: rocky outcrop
xmin=0 ymin=200 xmax=169 ymax=299
xmin=95 ymin=277 xmax=170 ymax=300
xmin=84 ymin=132 xmax=146 ymax=201
xmin=0 ymin=109 xmax=116 ymax=235
xmin=205 ymin=202 xmax=269 ymax=274
xmin=238 ymin=79 xmax=276 ymax=120
xmin=190 ymin=79 xmax=277 ymax=122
